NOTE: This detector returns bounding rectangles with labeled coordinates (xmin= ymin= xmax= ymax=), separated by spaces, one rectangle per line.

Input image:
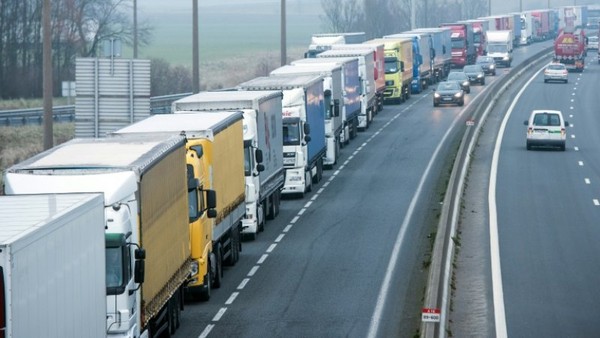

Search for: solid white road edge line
xmin=489 ymin=66 xmax=544 ymax=338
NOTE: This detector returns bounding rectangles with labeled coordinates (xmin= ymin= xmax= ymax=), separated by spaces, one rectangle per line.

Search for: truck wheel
xmin=224 ymin=228 xmax=240 ymax=266
xmin=213 ymin=245 xmax=223 ymax=288
xmin=169 ymin=290 xmax=180 ymax=334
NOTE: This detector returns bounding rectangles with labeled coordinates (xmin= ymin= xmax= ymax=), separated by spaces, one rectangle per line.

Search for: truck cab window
xmin=283 ymin=122 xmax=301 ymax=146
xmin=244 ymin=146 xmax=253 ymax=176
xmin=384 ymin=57 xmax=398 ymax=73
xmin=106 ymin=246 xmax=128 ymax=294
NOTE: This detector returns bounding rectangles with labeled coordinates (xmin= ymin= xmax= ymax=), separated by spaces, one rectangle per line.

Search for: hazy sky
xmin=139 ymin=0 xmax=598 ymax=16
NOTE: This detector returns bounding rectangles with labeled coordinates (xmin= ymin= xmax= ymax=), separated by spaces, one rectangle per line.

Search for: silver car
xmin=543 ymin=63 xmax=568 ymax=83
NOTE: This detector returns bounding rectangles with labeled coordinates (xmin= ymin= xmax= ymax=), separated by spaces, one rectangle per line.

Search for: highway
xmin=172 ymin=41 xmax=555 ymax=338
xmin=450 ymin=48 xmax=600 ymax=336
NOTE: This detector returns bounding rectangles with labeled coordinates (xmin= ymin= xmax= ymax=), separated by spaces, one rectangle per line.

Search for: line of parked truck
xmin=0 ymin=4 xmax=594 ymax=338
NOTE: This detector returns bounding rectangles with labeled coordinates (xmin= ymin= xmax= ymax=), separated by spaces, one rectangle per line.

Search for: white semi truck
xmin=317 ymin=49 xmax=377 ymax=131
xmin=270 ymin=64 xmax=343 ymax=169
xmin=238 ymin=74 xmax=327 ymax=198
xmin=0 ymin=193 xmax=106 ymax=338
xmin=171 ymin=90 xmax=284 ymax=239
xmin=4 ymin=134 xmax=195 ymax=338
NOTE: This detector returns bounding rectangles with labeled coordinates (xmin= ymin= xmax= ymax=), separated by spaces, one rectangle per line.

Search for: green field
xmin=134 ymin=2 xmax=325 ymax=66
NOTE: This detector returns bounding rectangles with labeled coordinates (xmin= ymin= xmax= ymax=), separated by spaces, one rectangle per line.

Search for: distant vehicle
xmin=544 ymin=63 xmax=568 ymax=83
xmin=462 ymin=65 xmax=486 ymax=85
xmin=446 ymin=71 xmax=471 ymax=93
xmin=588 ymin=35 xmax=598 ymax=50
xmin=433 ymin=81 xmax=465 ymax=107
xmin=475 ymin=55 xmax=497 ymax=75
xmin=524 ymin=110 xmax=569 ymax=151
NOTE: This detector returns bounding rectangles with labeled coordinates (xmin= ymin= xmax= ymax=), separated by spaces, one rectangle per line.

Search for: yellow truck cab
xmin=366 ymin=38 xmax=413 ymax=103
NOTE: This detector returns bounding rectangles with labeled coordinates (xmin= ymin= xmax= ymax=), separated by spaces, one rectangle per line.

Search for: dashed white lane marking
xmin=585 ymin=178 xmax=591 ymax=185
xmin=237 ymin=278 xmax=250 ymax=290
xmin=258 ymin=254 xmax=268 ymax=264
xmin=248 ymin=266 xmax=259 ymax=277
xmin=594 ymin=199 xmax=600 ymax=206
xmin=571 ymin=98 xmax=575 ymax=102
xmin=199 ymin=324 xmax=214 ymax=338
xmin=212 ymin=308 xmax=227 ymax=321
xmin=203 ymin=93 xmax=430 ymax=338
xmin=225 ymin=292 xmax=239 ymax=305
xmin=579 ymin=161 xmax=584 ymax=166
xmin=571 ymin=135 xmax=576 ymax=139
xmin=575 ymin=146 xmax=580 ymax=151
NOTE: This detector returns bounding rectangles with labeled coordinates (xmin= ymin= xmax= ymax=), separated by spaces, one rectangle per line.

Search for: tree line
xmin=320 ymin=0 xmax=488 ymax=38
xmin=2 ymin=1 xmax=490 ymax=101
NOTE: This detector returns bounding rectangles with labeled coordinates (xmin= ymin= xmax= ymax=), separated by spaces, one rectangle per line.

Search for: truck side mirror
xmin=206 ymin=189 xmax=217 ymax=210
xmin=303 ymin=123 xmax=311 ymax=135
xmin=256 ymin=164 xmax=265 ymax=173
xmin=134 ymin=259 xmax=145 ymax=284
xmin=134 ymin=248 xmax=145 ymax=284
xmin=255 ymin=149 xmax=263 ymax=164
xmin=304 ymin=135 xmax=312 ymax=143
xmin=400 ymin=61 xmax=404 ymax=72
xmin=333 ymin=99 xmax=340 ymax=117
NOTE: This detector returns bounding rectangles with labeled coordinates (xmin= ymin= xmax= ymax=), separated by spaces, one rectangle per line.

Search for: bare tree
xmin=0 ymin=0 xmax=152 ymax=99
xmin=462 ymin=0 xmax=487 ymax=22
xmin=320 ymin=0 xmax=365 ymax=32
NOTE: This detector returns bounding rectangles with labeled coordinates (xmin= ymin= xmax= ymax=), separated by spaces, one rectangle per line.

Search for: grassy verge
xmin=0 ymin=123 xmax=75 ymax=193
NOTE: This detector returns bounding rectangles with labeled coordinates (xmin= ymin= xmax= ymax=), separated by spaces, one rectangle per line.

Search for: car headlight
xmin=462 ymin=81 xmax=469 ymax=86
xmin=477 ymin=74 xmax=483 ymax=78
xmin=434 ymin=92 xmax=440 ymax=98
xmin=454 ymin=92 xmax=463 ymax=98
xmin=489 ymin=64 xmax=495 ymax=69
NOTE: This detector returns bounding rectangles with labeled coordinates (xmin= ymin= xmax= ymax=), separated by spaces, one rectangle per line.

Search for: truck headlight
xmin=434 ymin=92 xmax=440 ymax=98
xmin=190 ymin=261 xmax=199 ymax=277
xmin=503 ymin=56 xmax=509 ymax=61
xmin=489 ymin=64 xmax=495 ymax=69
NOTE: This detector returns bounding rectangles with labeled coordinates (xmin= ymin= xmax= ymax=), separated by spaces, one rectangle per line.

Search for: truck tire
xmin=227 ymin=227 xmax=240 ymax=265
xmin=169 ymin=289 xmax=181 ymax=335
xmin=213 ymin=245 xmax=223 ymax=288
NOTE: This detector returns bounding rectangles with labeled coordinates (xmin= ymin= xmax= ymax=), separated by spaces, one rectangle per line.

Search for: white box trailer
xmin=0 ymin=193 xmax=106 ymax=338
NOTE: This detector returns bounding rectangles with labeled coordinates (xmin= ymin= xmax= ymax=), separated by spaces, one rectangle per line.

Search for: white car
xmin=524 ymin=110 xmax=569 ymax=151
xmin=543 ymin=63 xmax=568 ymax=83
xmin=588 ymin=36 xmax=599 ymax=50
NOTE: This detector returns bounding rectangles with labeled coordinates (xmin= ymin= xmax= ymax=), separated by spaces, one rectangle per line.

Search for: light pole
xmin=43 ymin=0 xmax=53 ymax=150
xmin=193 ymin=0 xmax=200 ymax=93
xmin=281 ymin=0 xmax=287 ymax=66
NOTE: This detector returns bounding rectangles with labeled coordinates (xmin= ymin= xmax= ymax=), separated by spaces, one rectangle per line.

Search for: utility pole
xmin=193 ymin=0 xmax=200 ymax=93
xmin=281 ymin=0 xmax=287 ymax=66
xmin=43 ymin=0 xmax=53 ymax=150
xmin=133 ymin=0 xmax=138 ymax=58
xmin=411 ymin=0 xmax=416 ymax=29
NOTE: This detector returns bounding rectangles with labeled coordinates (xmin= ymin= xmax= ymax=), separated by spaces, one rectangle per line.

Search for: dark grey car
xmin=446 ymin=71 xmax=471 ymax=93
xmin=475 ymin=56 xmax=497 ymax=76
xmin=433 ymin=81 xmax=465 ymax=107
xmin=463 ymin=65 xmax=486 ymax=85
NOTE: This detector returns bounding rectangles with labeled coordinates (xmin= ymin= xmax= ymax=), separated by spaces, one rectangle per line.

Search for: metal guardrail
xmin=0 ymin=92 xmax=193 ymax=127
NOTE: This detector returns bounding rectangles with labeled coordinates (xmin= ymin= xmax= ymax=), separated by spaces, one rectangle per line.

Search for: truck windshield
xmin=244 ymin=145 xmax=252 ymax=176
xmin=487 ymin=45 xmax=506 ymax=53
xmin=384 ymin=57 xmax=398 ymax=74
xmin=451 ymin=39 xmax=465 ymax=49
xmin=283 ymin=122 xmax=301 ymax=146
xmin=106 ymin=246 xmax=127 ymax=295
